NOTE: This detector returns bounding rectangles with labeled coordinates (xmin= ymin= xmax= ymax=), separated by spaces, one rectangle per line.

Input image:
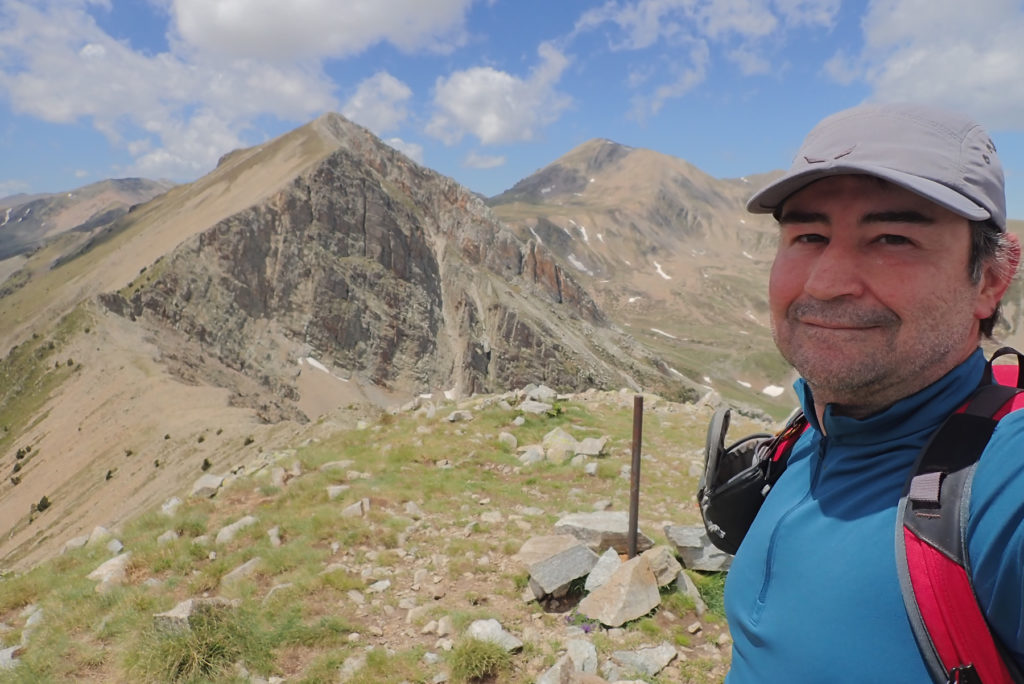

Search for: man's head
xmin=747 ymin=103 xmax=1019 ymax=416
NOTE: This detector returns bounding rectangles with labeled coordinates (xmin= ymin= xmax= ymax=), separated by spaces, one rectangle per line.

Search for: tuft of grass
xmin=449 ymin=638 xmax=512 ymax=683
xmin=690 ymin=571 xmax=727 ymax=619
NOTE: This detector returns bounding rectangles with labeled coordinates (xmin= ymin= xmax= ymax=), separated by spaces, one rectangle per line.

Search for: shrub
xmin=449 ymin=638 xmax=511 ymax=683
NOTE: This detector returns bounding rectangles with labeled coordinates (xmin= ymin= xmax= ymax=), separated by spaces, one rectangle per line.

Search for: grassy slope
xmin=0 ymin=389 xmax=770 ymax=683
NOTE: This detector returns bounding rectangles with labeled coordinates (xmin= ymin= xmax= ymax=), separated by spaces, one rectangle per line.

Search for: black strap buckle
xmin=947 ymin=664 xmax=982 ymax=684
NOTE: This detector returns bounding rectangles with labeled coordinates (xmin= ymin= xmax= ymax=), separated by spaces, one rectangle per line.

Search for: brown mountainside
xmin=0 ymin=114 xmax=686 ymax=568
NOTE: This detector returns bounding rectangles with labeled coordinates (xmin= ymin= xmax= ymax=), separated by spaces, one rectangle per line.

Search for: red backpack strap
xmin=896 ymin=352 xmax=1024 ymax=684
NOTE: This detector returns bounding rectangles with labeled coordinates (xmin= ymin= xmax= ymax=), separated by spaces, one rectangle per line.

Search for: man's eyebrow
xmin=777 ymin=209 xmax=827 ymax=225
xmin=862 ymin=210 xmax=934 ymax=224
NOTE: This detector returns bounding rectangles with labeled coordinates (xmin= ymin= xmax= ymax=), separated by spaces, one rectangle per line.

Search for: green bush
xmin=449 ymin=638 xmax=511 ymax=683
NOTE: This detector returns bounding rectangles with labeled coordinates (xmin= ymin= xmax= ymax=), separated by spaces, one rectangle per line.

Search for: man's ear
xmin=976 ymin=232 xmax=1020 ymax=319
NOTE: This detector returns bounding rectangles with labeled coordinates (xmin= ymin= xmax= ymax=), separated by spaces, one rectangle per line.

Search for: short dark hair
xmin=969 ymin=219 xmax=1011 ymax=337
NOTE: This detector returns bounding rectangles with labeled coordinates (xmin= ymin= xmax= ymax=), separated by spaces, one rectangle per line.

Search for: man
xmin=724 ymin=103 xmax=1023 ymax=681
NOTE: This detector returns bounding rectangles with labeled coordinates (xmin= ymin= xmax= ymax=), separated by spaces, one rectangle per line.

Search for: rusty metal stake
xmin=628 ymin=394 xmax=643 ymax=558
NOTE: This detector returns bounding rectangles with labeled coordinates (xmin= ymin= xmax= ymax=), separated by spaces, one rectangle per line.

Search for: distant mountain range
xmin=1 ymin=112 xmax=1022 ymax=569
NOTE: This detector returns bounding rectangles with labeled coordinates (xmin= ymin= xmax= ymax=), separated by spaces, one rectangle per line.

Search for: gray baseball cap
xmin=747 ymin=103 xmax=1006 ymax=230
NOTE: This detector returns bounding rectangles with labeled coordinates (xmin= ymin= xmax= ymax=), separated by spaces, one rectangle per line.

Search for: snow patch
xmin=737 ymin=380 xmax=752 ymax=388
xmin=302 ymin=357 xmax=349 ymax=382
xmin=540 ymin=186 xmax=553 ymax=194
xmin=742 ymin=251 xmax=753 ymax=259
xmin=529 ymin=226 xmax=543 ymax=245
xmin=739 ymin=219 xmax=746 ymax=225
xmin=1 ymin=208 xmax=9 ymax=226
xmin=628 ymin=296 xmax=642 ymax=303
xmin=597 ymin=233 xmax=604 ymax=243
xmin=670 ymin=367 xmax=685 ymax=377
xmin=762 ymin=385 xmax=785 ymax=397
xmin=589 ymin=178 xmax=595 ymax=183
xmin=653 ymin=262 xmax=672 ymax=280
xmin=703 ymin=376 xmax=712 ymax=384
xmin=579 ymin=226 xmax=589 ymax=243
xmin=568 ymin=254 xmax=593 ymax=276
xmin=651 ymin=328 xmax=677 ymax=339
xmin=444 ymin=387 xmax=458 ymax=400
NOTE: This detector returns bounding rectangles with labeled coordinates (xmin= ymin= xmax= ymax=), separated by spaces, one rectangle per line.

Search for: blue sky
xmin=1 ymin=0 xmax=1023 ymax=219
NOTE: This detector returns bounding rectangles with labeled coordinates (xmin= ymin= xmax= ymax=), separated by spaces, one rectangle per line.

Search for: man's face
xmin=769 ymin=175 xmax=996 ymax=416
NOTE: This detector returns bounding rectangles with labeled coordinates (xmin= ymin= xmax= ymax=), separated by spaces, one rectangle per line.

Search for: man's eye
xmin=794 ymin=233 xmax=827 ymax=244
xmin=876 ymin=234 xmax=911 ymax=246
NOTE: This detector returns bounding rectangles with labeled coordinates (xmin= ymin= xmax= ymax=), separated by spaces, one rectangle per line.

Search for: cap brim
xmin=746 ymin=164 xmax=992 ymax=223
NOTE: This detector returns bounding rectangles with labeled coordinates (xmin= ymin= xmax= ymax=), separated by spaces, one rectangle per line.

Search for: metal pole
xmin=628 ymin=394 xmax=643 ymax=558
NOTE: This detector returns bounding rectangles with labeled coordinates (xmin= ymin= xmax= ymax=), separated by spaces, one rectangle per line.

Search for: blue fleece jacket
xmin=724 ymin=349 xmax=1024 ymax=682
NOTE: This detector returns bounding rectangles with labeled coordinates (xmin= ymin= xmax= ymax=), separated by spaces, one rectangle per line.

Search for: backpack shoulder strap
xmin=896 ymin=349 xmax=1024 ymax=684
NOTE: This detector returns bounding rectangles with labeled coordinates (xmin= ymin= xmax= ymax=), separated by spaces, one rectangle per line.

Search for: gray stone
xmin=528 ymin=543 xmax=599 ymax=596
xmin=466 ymin=618 xmax=522 ymax=652
xmin=555 ymin=511 xmax=654 ymax=554
xmin=153 ymin=597 xmax=240 ymax=632
xmin=221 ymin=557 xmax=262 ymax=588
xmin=341 ymin=498 xmax=370 ymax=518
xmin=497 ymin=432 xmax=518 ymax=450
xmin=543 ymin=427 xmax=580 ymax=463
xmin=585 ymin=547 xmax=622 ymax=592
xmin=518 ymin=444 xmax=545 ymax=465
xmin=157 ymin=530 xmax=179 ymax=545
xmin=215 ymin=515 xmax=258 ymax=545
xmin=327 ymin=485 xmax=350 ymax=500
xmin=528 ymin=385 xmax=558 ymax=403
xmin=512 ymin=534 xmax=581 ymax=568
xmin=566 ymin=638 xmax=599 ymax=672
xmin=610 ymin=642 xmax=678 ymax=677
xmin=87 ymin=552 xmax=132 ymax=591
xmin=190 ymin=473 xmax=225 ymax=498
xmin=577 ymin=436 xmax=609 ymax=457
xmin=675 ymin=571 xmax=708 ymax=617
xmin=445 ymin=410 xmax=473 ymax=423
xmin=61 ymin=534 xmax=89 ymax=554
xmin=518 ymin=400 xmax=552 ymax=415
xmin=577 ymin=555 xmax=661 ymax=627
xmin=161 ymin=496 xmax=183 ymax=516
xmin=664 ymin=524 xmax=732 ymax=571
xmin=640 ymin=546 xmax=683 ymax=587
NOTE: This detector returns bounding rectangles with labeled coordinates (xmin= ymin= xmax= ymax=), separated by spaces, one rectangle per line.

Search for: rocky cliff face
xmin=101 ymin=115 xmax=673 ymax=417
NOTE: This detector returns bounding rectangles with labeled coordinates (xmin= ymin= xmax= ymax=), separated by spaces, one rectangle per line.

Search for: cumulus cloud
xmin=571 ymin=0 xmax=840 ymax=114
xmin=426 ymin=42 xmax=571 ymax=145
xmin=826 ymin=0 xmax=1024 ymax=129
xmin=343 ymin=72 xmax=413 ymax=135
xmin=0 ymin=0 xmax=339 ymax=180
xmin=170 ymin=0 xmax=475 ymax=60
xmin=463 ymin=151 xmax=506 ymax=169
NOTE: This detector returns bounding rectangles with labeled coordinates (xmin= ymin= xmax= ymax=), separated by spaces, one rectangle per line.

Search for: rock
xmin=497 ymin=432 xmax=518 ymax=449
xmin=555 ymin=511 xmax=654 ymax=554
xmin=518 ymin=444 xmax=545 ymax=465
xmin=341 ymin=498 xmax=370 ymax=518
xmin=567 ymin=638 xmax=599 ymax=673
xmin=190 ymin=473 xmax=226 ymax=498
xmin=161 ymin=496 xmax=183 ymax=516
xmin=367 ymin=580 xmax=391 ymax=594
xmin=527 ymin=542 xmax=599 ymax=597
xmin=87 ymin=552 xmax=132 ymax=592
xmin=512 ymin=535 xmax=581 ymax=568
xmin=512 ymin=415 xmax=526 ymax=426
xmin=466 ymin=618 xmax=523 ymax=652
xmin=543 ymin=427 xmax=580 ymax=463
xmin=445 ymin=410 xmax=473 ymax=423
xmin=267 ymin=526 xmax=282 ymax=547
xmin=610 ymin=642 xmax=678 ymax=677
xmin=675 ymin=572 xmax=708 ymax=617
xmin=585 ymin=547 xmax=622 ymax=592
xmin=221 ymin=557 xmax=262 ymax=588
xmin=640 ymin=546 xmax=683 ymax=587
xmin=157 ymin=530 xmax=179 ymax=545
xmin=327 ymin=485 xmax=350 ymax=500
xmin=61 ymin=534 xmax=89 ymax=554
xmin=528 ymin=385 xmax=557 ymax=403
xmin=518 ymin=400 xmax=552 ymax=415
xmin=215 ymin=515 xmax=259 ymax=545
xmin=577 ymin=555 xmax=660 ymax=627
xmin=153 ymin=598 xmax=241 ymax=632
xmin=577 ymin=436 xmax=609 ymax=457
xmin=664 ymin=524 xmax=732 ymax=571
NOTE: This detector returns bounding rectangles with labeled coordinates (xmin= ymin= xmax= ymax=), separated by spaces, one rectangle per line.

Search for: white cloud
xmin=384 ymin=137 xmax=424 ymax=163
xmin=426 ymin=42 xmax=571 ymax=145
xmin=630 ymin=39 xmax=710 ymax=118
xmin=170 ymin=0 xmax=474 ymax=60
xmin=463 ymin=151 xmax=506 ymax=169
xmin=343 ymin=72 xmax=413 ymax=135
xmin=728 ymin=47 xmax=771 ymax=75
xmin=827 ymin=0 xmax=1024 ymax=129
xmin=571 ymin=0 xmax=831 ymax=115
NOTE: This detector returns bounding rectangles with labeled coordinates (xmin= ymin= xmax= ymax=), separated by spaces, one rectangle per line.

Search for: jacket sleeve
xmin=968 ymin=410 xmax=1024 ymax=667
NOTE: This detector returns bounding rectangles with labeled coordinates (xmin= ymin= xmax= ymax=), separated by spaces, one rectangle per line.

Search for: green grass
xmin=449 ymin=638 xmax=512 ymax=683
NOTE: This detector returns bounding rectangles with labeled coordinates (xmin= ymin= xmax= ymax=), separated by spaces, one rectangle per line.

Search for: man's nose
xmin=802 ymin=243 xmax=865 ymax=300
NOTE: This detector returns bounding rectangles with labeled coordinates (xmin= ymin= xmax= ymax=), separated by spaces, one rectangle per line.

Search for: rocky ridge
xmin=0 ymin=384 xmax=763 ymax=682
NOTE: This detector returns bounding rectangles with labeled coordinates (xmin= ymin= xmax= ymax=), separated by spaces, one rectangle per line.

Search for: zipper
xmin=752 ymin=433 xmax=827 ymax=621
